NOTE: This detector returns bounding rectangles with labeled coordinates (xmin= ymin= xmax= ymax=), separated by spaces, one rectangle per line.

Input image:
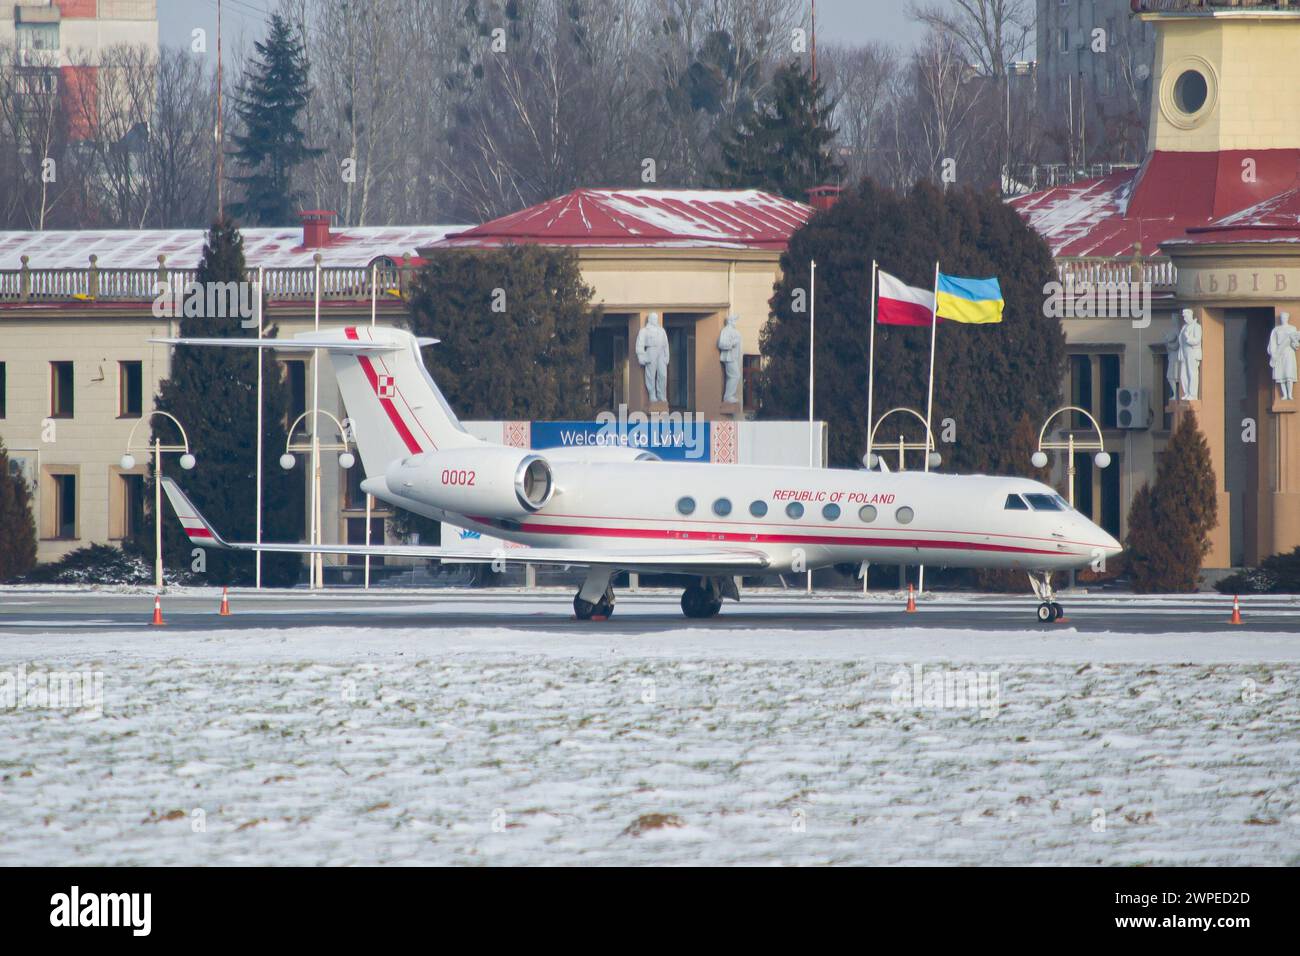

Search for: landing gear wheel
xmin=1036 ymin=602 xmax=1056 ymax=624
xmin=574 ymin=589 xmax=616 ymax=621
xmin=1050 ymin=602 xmax=1064 ymax=621
xmin=681 ymin=586 xmax=723 ymax=619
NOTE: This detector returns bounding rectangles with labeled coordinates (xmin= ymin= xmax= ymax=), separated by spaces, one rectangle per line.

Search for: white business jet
xmin=155 ymin=326 xmax=1121 ymax=622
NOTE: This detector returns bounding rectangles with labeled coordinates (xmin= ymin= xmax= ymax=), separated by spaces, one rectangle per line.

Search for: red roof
xmin=435 ymin=188 xmax=814 ymax=251
xmin=1012 ymin=150 xmax=1300 ymax=257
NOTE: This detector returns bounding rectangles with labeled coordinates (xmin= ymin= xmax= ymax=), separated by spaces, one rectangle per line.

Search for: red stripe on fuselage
xmin=474 ymin=517 xmax=1071 ymax=557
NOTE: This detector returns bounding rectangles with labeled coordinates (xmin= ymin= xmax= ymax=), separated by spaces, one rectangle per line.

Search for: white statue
xmin=635 ymin=312 xmax=670 ymax=405
xmin=1268 ymin=311 xmax=1300 ymax=401
xmin=1176 ymin=308 xmax=1202 ymax=401
xmin=717 ymin=313 xmax=743 ymax=405
xmin=1163 ymin=312 xmax=1182 ymax=400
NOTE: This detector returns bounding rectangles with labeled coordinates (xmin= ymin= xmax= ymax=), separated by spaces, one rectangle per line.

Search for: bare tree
xmin=820 ymin=42 xmax=899 ymax=187
xmin=909 ymin=0 xmax=1032 ymax=82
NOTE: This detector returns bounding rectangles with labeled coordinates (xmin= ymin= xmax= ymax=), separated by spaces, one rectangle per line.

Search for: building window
xmin=590 ymin=321 xmax=629 ymax=410
xmin=112 ymin=473 xmax=144 ymax=541
xmin=1069 ymin=352 xmax=1121 ymax=429
xmin=50 ymin=361 xmax=74 ymax=418
xmin=17 ymin=23 xmax=60 ymax=52
xmin=281 ymin=359 xmax=307 ymax=425
xmin=749 ymin=500 xmax=768 ymax=517
xmin=1174 ymin=69 xmax=1208 ymax=115
xmin=666 ymin=321 xmax=695 ymax=411
xmin=119 ymin=360 xmax=143 ymax=418
xmin=346 ymin=517 xmax=385 ymax=566
xmin=1058 ymin=28 xmax=1068 ymax=53
xmin=0 ymin=362 xmax=5 ymax=418
xmin=47 ymin=472 xmax=78 ymax=539
xmin=344 ymin=460 xmax=367 ymax=510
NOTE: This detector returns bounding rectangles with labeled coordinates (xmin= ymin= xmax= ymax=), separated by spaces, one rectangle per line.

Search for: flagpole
xmin=255 ymin=266 xmax=264 ymax=590
xmin=807 ymin=258 xmax=816 ymax=595
xmin=866 ymin=260 xmax=878 ymax=465
xmin=920 ymin=261 xmax=940 ymax=596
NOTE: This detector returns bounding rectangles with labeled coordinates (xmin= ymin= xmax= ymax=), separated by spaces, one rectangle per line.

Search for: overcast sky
xmin=160 ymin=1 xmax=931 ymax=54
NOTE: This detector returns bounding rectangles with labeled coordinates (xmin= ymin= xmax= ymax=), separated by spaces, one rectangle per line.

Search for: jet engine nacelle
xmin=386 ymin=447 xmax=554 ymax=518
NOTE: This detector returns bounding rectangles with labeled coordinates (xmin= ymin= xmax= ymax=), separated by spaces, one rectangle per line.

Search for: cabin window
xmin=822 ymin=503 xmax=841 ymax=521
xmin=895 ymin=506 xmax=915 ymax=524
xmin=858 ymin=505 xmax=877 ymax=523
xmin=713 ymin=498 xmax=732 ymax=517
xmin=1024 ymin=493 xmax=1064 ymax=512
xmin=676 ymin=496 xmax=696 ymax=516
xmin=786 ymin=501 xmax=805 ymax=519
xmin=1005 ymin=494 xmax=1029 ymax=511
xmin=749 ymin=500 xmax=768 ymax=517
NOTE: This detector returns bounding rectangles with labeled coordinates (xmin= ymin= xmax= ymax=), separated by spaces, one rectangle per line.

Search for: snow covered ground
xmin=2 ymin=603 xmax=1298 ymax=865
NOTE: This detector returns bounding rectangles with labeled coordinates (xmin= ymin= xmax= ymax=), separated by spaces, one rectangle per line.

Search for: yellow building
xmin=1013 ymin=0 xmax=1300 ymax=570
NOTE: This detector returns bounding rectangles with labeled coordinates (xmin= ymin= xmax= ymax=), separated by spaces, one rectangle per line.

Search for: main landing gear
xmin=680 ymin=576 xmax=739 ymax=619
xmin=574 ymin=567 xmax=616 ymax=621
xmin=1028 ymin=571 xmax=1065 ymax=623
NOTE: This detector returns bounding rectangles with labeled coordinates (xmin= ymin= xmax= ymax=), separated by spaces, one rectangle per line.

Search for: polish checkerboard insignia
xmin=376 ymin=375 xmax=395 ymax=398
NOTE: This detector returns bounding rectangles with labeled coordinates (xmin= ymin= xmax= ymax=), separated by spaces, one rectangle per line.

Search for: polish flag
xmin=877 ymin=270 xmax=935 ymax=327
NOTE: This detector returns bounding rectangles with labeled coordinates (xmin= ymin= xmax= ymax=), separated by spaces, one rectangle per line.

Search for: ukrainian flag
xmin=936 ymin=273 xmax=1004 ymax=324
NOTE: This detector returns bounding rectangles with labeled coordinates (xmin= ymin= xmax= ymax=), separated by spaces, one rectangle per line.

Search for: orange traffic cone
xmin=1229 ymin=595 xmax=1243 ymax=625
xmin=151 ymin=594 xmax=165 ymax=626
xmin=219 ymin=587 xmax=232 ymax=616
xmin=905 ymin=583 xmax=917 ymax=613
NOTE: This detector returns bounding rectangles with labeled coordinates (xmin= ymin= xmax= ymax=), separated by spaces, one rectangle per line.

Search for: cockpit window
xmin=1004 ymin=494 xmax=1029 ymax=511
xmin=1025 ymin=493 xmax=1064 ymax=511
xmin=1053 ymin=495 xmax=1071 ymax=510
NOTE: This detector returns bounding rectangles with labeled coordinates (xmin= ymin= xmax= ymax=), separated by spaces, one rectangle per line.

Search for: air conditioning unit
xmin=1116 ymin=387 xmax=1150 ymax=429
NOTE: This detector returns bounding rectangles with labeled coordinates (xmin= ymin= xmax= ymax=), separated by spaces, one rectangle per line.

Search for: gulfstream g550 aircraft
xmin=155 ymin=326 xmax=1121 ymax=622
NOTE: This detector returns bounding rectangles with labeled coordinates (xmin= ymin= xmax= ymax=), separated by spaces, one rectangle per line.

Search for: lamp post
xmin=865 ymin=407 xmax=941 ymax=594
xmin=121 ymin=412 xmax=195 ymax=591
xmin=1031 ymin=405 xmax=1111 ymax=509
xmin=281 ymin=409 xmax=356 ymax=587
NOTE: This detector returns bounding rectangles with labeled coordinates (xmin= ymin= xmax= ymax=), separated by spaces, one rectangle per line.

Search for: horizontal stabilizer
xmin=151 ymin=335 xmax=404 ymax=353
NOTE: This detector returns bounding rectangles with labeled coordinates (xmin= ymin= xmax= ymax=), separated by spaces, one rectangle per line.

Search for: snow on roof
xmin=1012 ymin=150 xmax=1300 ymax=256
xmin=435 ymin=188 xmax=813 ymax=250
xmin=0 ymin=225 xmax=467 ymax=271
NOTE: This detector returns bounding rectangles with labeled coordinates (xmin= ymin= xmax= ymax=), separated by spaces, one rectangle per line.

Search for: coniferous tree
xmin=406 ymin=246 xmax=603 ymax=419
xmin=230 ymin=14 xmax=321 ymax=225
xmin=0 ymin=437 xmax=37 ymax=581
xmin=145 ymin=218 xmax=303 ymax=585
xmin=759 ymin=178 xmax=1066 ymax=476
xmin=1126 ymin=411 xmax=1217 ymax=593
xmin=714 ymin=60 xmax=843 ymax=200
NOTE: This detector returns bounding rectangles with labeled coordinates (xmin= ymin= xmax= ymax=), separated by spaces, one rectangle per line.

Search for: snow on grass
xmin=1 ymin=624 xmax=1297 ymax=865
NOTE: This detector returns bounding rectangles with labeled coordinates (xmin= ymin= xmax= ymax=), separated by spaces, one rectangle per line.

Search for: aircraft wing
xmin=160 ymin=478 xmax=770 ymax=572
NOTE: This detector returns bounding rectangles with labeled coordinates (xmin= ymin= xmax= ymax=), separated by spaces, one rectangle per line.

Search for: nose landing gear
xmin=1029 ymin=572 xmax=1065 ymax=624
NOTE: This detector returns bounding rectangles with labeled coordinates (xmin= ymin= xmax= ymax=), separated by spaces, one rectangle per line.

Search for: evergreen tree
xmin=230 ymin=14 xmax=321 ymax=226
xmin=1126 ymin=411 xmax=1218 ymax=593
xmin=759 ymin=178 xmax=1066 ymax=476
xmin=406 ymin=246 xmax=603 ymax=419
xmin=714 ymin=60 xmax=843 ymax=200
xmin=145 ymin=218 xmax=303 ymax=585
xmin=0 ymin=437 xmax=37 ymax=581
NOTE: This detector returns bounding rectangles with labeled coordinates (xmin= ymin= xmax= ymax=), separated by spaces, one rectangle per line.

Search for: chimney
xmin=299 ymin=210 xmax=335 ymax=249
xmin=806 ymin=186 xmax=843 ymax=212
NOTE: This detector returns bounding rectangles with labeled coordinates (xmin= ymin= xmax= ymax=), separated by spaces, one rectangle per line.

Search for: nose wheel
xmin=1028 ymin=573 xmax=1065 ymax=624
